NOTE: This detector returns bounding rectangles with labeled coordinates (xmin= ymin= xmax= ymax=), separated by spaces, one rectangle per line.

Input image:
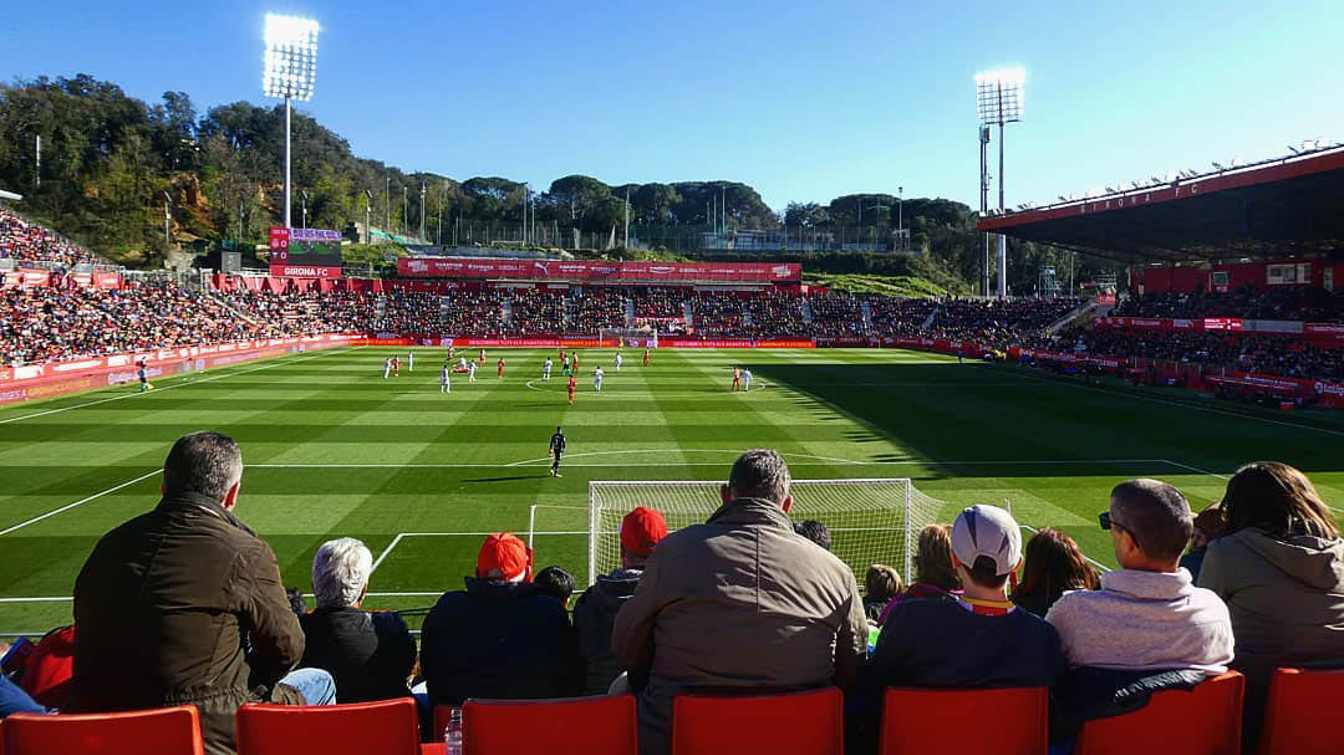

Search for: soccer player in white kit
xmin=458 ymin=356 xmax=468 ymax=371
xmin=407 ymin=350 xmax=414 ymax=371
xmin=467 ymin=361 xmax=477 ymax=382
xmin=742 ymin=368 xmax=753 ymax=391
xmin=593 ymin=366 xmax=604 ymax=393
xmin=440 ymin=363 xmax=451 ymax=393
xmin=382 ymin=358 xmax=392 ymax=380
xmin=615 ymin=351 xmax=623 ymax=372
xmin=542 ymin=357 xmax=553 ymax=382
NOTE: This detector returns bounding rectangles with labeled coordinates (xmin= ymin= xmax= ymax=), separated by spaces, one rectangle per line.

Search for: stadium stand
xmin=0 ymin=207 xmax=105 ymax=269
xmin=235 ymin=699 xmax=423 ymax=755
xmin=1 ymin=705 xmax=205 ymax=755
xmin=1256 ymin=667 xmax=1344 ymax=755
xmin=670 ymin=688 xmax=843 ymax=755
xmin=879 ymin=687 xmax=1048 ymax=755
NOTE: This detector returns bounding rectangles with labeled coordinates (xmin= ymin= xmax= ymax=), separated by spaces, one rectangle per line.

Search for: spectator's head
xmin=1221 ymin=461 xmax=1338 ymax=540
xmin=476 ymin=532 xmax=533 ymax=583
xmin=161 ymin=431 xmax=243 ymax=509
xmin=311 ymin=537 xmax=373 ymax=609
xmin=722 ymin=449 xmax=792 ymax=511
xmin=950 ymin=505 xmax=1023 ymax=597
xmin=620 ymin=506 xmax=668 ymax=569
xmin=1190 ymin=503 xmax=1226 ymax=551
xmin=1106 ymin=479 xmax=1193 ymax=571
xmin=865 ymin=564 xmax=903 ymax=602
xmin=534 ymin=565 xmax=576 ymax=608
xmin=794 ymin=520 xmax=832 ymax=551
xmin=1011 ymin=528 xmax=1099 ymax=608
xmin=913 ymin=524 xmax=960 ymax=591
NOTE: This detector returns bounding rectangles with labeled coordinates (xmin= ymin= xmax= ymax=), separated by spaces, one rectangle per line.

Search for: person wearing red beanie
xmin=420 ymin=532 xmax=580 ymax=708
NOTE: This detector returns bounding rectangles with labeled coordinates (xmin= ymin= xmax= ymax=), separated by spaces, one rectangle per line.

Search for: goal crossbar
xmin=587 ymin=478 xmax=941 ymax=587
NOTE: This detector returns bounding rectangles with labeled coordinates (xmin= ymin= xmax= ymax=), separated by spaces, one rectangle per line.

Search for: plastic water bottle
xmin=444 ymin=706 xmax=464 ymax=755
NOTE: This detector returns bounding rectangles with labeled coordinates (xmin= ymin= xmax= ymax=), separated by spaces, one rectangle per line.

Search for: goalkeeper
xmin=549 ymin=426 xmax=567 ymax=478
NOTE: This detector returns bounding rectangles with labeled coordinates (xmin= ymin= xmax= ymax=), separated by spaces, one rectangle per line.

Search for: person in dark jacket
xmin=70 ymin=432 xmax=332 ymax=755
xmin=573 ymin=506 xmax=669 ymax=695
xmin=420 ymin=532 xmax=582 ymax=707
xmin=300 ymin=538 xmax=416 ymax=703
xmin=1179 ymin=503 xmax=1224 ymax=581
xmin=535 ymin=565 xmax=577 ymax=610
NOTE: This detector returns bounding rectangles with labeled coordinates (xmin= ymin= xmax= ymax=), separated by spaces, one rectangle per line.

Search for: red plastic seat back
xmin=672 ymin=687 xmax=843 ymax=755
xmin=1 ymin=705 xmax=204 ymax=755
xmin=1258 ymin=667 xmax=1344 ymax=755
xmin=432 ymin=695 xmax=636 ymax=755
xmin=236 ymin=698 xmax=420 ymax=755
xmin=880 ymin=687 xmax=1047 ymax=755
xmin=1075 ymin=671 xmax=1245 ymax=755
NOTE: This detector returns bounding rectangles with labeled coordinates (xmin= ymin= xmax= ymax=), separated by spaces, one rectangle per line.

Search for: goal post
xmin=598 ymin=327 xmax=658 ymax=349
xmin=586 ymin=478 xmax=945 ymax=586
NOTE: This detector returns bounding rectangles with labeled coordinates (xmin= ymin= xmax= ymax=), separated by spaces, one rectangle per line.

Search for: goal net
xmin=598 ymin=327 xmax=658 ymax=349
xmin=587 ymin=478 xmax=946 ymax=586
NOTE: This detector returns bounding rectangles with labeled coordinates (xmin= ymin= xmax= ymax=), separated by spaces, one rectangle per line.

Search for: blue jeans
xmin=280 ymin=668 xmax=337 ymax=706
xmin=0 ymin=674 xmax=45 ymax=718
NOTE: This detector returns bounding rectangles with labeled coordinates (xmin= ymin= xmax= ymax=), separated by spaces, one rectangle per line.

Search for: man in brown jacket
xmin=612 ymin=449 xmax=868 ymax=755
xmin=70 ymin=432 xmax=332 ymax=755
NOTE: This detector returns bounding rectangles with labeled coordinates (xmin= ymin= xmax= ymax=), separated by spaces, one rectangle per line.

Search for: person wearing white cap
xmin=854 ymin=504 xmax=1066 ymax=750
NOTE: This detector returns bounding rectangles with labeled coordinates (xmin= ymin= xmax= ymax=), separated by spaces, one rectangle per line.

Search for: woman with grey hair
xmin=299 ymin=537 xmax=416 ymax=702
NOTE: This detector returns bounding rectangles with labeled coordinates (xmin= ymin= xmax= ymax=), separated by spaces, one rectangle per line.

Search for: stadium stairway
xmin=624 ymin=298 xmax=636 ymax=328
xmin=682 ymin=301 xmax=694 ymax=330
xmin=205 ymin=290 xmax=267 ymax=329
xmin=1045 ymin=299 xmax=1109 ymax=338
xmin=800 ymin=299 xmax=814 ymax=324
xmin=861 ymin=300 xmax=874 ymax=331
xmin=920 ymin=307 xmax=939 ymax=332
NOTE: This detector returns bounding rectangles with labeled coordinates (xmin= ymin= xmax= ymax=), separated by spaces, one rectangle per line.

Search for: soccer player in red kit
xmin=642 ymin=348 xmax=650 ymax=367
xmin=497 ymin=357 xmax=506 ymax=379
xmin=392 ymin=357 xmax=401 ymax=377
xmin=479 ymin=348 xmax=486 ymax=364
xmin=567 ymin=375 xmax=577 ymax=405
xmin=731 ymin=366 xmax=741 ymax=391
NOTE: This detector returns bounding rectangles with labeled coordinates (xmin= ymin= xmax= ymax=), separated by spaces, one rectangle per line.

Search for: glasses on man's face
xmin=1098 ymin=511 xmax=1128 ymax=534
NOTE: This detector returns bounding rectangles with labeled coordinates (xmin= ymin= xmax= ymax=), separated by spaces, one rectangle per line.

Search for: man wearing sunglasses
xmin=1045 ymin=479 xmax=1234 ymax=674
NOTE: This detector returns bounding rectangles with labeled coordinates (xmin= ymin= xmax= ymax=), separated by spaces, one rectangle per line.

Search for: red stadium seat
xmin=671 ymin=687 xmax=843 ymax=755
xmin=1 ymin=705 xmax=204 ymax=755
xmin=1073 ymin=671 xmax=1245 ymax=755
xmin=879 ymin=687 xmax=1048 ymax=755
xmin=432 ymin=696 xmax=637 ymax=755
xmin=236 ymin=698 xmax=421 ymax=755
xmin=1257 ymin=667 xmax=1344 ymax=755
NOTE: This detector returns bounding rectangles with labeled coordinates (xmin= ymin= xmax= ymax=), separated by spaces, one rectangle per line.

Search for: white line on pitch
xmin=0 ymin=347 xmax=349 ymax=426
xmin=370 ymin=532 xmax=407 ymax=573
xmin=0 ymin=464 xmax=161 ymax=534
xmin=1009 ymin=369 xmax=1344 ymax=438
xmin=250 ymin=457 xmax=1172 ymax=470
xmin=1160 ymin=459 xmax=1344 ymax=514
xmin=1021 ymin=523 xmax=1112 ymax=573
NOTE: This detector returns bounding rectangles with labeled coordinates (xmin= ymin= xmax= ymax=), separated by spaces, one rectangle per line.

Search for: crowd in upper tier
xmin=3 ymin=436 xmax=1339 ymax=755
xmin=0 ymin=207 xmax=105 ymax=269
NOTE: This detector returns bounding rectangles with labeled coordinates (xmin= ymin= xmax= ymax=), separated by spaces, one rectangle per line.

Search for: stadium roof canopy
xmin=976 ymin=146 xmax=1344 ymax=263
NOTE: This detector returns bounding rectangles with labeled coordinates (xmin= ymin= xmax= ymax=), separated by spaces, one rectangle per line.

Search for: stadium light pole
xmin=976 ymin=66 xmax=1024 ymax=299
xmin=363 ymin=190 xmax=373 ymax=244
xmin=262 ymin=14 xmax=319 ymax=230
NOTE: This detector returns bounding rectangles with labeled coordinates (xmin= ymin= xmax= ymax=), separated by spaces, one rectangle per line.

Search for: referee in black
xmin=549 ymin=426 xmax=567 ymax=477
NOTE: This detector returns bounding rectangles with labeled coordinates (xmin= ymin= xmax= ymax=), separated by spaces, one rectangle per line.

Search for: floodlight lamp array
xmin=975 ymin=67 xmax=1025 ymax=125
xmin=262 ymin=14 xmax=319 ymax=101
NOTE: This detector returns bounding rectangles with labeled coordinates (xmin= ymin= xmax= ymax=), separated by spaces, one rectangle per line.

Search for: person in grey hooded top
xmin=1198 ymin=461 xmax=1344 ymax=747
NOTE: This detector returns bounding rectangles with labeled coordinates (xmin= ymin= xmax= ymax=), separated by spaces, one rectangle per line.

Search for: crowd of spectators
xmin=807 ymin=292 xmax=867 ymax=339
xmin=568 ymin=287 xmax=627 ymax=334
xmin=507 ymin=288 xmax=567 ymax=337
xmin=5 ymin=438 xmax=1340 ymax=755
xmin=1 ymin=281 xmax=264 ymax=366
xmin=0 ymin=207 xmax=103 ymax=269
xmin=1060 ymin=328 xmax=1344 ymax=381
xmin=1115 ymin=286 xmax=1344 ymax=323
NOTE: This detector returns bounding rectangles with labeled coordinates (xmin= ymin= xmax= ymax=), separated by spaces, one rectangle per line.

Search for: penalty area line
xmin=0 ymin=469 xmax=162 ymax=537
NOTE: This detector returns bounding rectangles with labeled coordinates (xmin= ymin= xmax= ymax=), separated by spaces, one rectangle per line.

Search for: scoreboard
xmin=269 ymin=227 xmax=343 ymax=277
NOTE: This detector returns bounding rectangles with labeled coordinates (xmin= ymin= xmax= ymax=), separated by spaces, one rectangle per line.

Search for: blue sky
xmin=2 ymin=0 xmax=1339 ymax=211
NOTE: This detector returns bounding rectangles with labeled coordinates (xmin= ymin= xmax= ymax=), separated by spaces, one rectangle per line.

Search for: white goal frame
xmin=587 ymin=478 xmax=925 ymax=586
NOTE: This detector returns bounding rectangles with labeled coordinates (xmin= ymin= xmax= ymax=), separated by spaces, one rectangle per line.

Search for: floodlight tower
xmin=976 ymin=67 xmax=1024 ymax=299
xmin=262 ymin=13 xmax=319 ymax=229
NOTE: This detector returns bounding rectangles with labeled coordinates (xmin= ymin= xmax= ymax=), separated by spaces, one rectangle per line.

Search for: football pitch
xmin=2 ymin=346 xmax=1342 ymax=636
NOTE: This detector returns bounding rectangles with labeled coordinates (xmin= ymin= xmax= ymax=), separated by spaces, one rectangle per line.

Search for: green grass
xmin=1 ymin=346 xmax=1342 ymax=636
xmin=803 ymin=272 xmax=946 ymax=298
